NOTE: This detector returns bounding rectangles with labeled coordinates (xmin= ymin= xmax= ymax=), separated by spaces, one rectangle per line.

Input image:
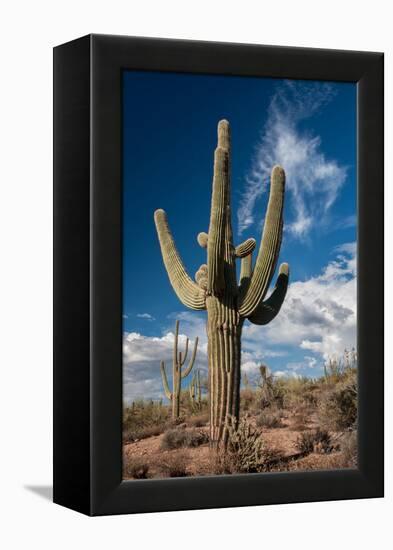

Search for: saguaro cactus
xmin=260 ymin=365 xmax=268 ymax=385
xmin=154 ymin=120 xmax=289 ymax=445
xmin=189 ymin=369 xmax=202 ymax=410
xmin=160 ymin=320 xmax=199 ymax=419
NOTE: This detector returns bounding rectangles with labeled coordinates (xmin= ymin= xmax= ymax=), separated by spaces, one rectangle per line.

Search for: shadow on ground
xmin=24 ymin=485 xmax=52 ymax=501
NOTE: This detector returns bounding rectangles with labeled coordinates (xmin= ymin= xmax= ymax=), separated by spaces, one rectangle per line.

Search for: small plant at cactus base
xmin=122 ymin=76 xmax=358 ymax=480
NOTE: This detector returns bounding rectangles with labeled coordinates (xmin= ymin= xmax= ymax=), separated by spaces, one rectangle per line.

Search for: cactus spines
xmin=154 ymin=120 xmax=289 ymax=446
xmin=159 ymin=320 xmax=199 ymax=419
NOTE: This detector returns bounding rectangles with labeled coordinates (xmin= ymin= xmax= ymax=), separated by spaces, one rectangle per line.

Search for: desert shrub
xmin=295 ymin=431 xmax=315 ymax=454
xmin=123 ymin=399 xmax=171 ymax=442
xmin=280 ymin=377 xmax=319 ymax=410
xmin=124 ymin=458 xmax=150 ymax=479
xmin=260 ymin=378 xmax=286 ymax=409
xmin=221 ymin=416 xmax=280 ymax=473
xmin=295 ymin=428 xmax=333 ymax=455
xmin=185 ymin=429 xmax=209 ymax=447
xmin=257 ymin=375 xmax=320 ymax=412
xmin=123 ymin=423 xmax=167 ymax=444
xmin=290 ymin=411 xmax=309 ymax=431
xmin=161 ymin=428 xmax=209 ymax=450
xmin=318 ymin=374 xmax=357 ymax=431
xmin=339 ymin=430 xmax=358 ymax=467
xmin=169 ymin=415 xmax=187 ymax=427
xmin=323 ymin=349 xmax=357 ymax=384
xmin=312 ymin=428 xmax=333 ymax=454
xmin=161 ymin=428 xmax=188 ymax=450
xmin=180 ymin=389 xmax=209 ymax=416
xmin=188 ymin=413 xmax=209 ymax=427
xmin=240 ymin=388 xmax=257 ymax=411
xmin=159 ymin=451 xmax=189 ymax=477
xmin=256 ymin=410 xmax=283 ymax=429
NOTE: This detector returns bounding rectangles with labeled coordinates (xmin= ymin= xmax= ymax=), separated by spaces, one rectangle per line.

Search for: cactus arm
xmin=239 ymin=166 xmax=286 ymax=318
xmin=189 ymin=372 xmax=196 ymax=400
xmin=235 ymin=238 xmax=256 ymax=258
xmin=238 ymin=251 xmax=253 ymax=292
xmin=173 ymin=320 xmax=179 ymax=367
xmin=260 ymin=365 xmax=267 ymax=383
xmin=197 ymin=232 xmax=209 ymax=248
xmin=248 ymin=263 xmax=289 ymax=325
xmin=181 ymin=336 xmax=199 ymax=378
xmin=207 ymin=120 xmax=230 ymax=294
xmin=154 ymin=209 xmax=206 ymax=310
xmin=179 ymin=337 xmax=189 ymax=366
xmin=160 ymin=361 xmax=172 ymax=401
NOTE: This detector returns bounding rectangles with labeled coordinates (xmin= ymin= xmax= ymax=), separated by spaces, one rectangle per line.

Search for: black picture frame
xmin=53 ymin=34 xmax=384 ymax=516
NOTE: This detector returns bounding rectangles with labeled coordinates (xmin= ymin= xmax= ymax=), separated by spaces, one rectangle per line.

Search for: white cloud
xmin=274 ymin=370 xmax=301 ymax=379
xmin=123 ymin=328 xmax=206 ymax=403
xmin=124 ymin=243 xmax=356 ymax=398
xmin=136 ymin=312 xmax=155 ymax=321
xmin=237 ymin=80 xmax=348 ymax=238
xmin=243 ymin=242 xmax=356 ymax=361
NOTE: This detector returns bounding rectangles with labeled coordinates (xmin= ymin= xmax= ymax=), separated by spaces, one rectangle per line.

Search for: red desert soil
xmin=123 ymin=411 xmax=348 ymax=479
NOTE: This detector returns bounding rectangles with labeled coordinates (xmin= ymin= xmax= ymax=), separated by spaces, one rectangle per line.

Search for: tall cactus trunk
xmin=172 ymin=364 xmax=180 ymax=419
xmin=207 ymin=296 xmax=242 ymax=445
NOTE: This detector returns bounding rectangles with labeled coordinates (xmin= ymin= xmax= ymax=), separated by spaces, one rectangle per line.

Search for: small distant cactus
xmin=155 ymin=120 xmax=289 ymax=446
xmin=260 ymin=365 xmax=268 ymax=383
xmin=160 ymin=320 xmax=198 ymax=419
xmin=189 ymin=369 xmax=202 ymax=410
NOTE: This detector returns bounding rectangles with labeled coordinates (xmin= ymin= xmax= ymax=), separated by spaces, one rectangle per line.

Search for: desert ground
xmin=123 ymin=355 xmax=357 ymax=480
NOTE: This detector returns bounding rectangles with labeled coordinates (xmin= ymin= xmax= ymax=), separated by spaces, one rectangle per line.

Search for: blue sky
xmin=122 ymin=70 xmax=357 ymax=403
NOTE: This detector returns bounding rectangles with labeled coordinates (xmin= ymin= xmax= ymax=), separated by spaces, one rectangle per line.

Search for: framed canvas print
xmin=53 ymin=34 xmax=384 ymax=516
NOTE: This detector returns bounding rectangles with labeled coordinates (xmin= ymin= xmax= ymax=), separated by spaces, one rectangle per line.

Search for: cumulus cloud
xmin=243 ymin=242 xmax=356 ymax=362
xmin=136 ymin=312 xmax=155 ymax=321
xmin=237 ymin=80 xmax=348 ymax=238
xmin=123 ymin=327 xmax=207 ymax=403
xmin=124 ymin=243 xmax=356 ymax=398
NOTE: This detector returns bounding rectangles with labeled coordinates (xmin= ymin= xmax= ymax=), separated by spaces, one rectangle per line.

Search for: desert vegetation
xmin=123 ymin=350 xmax=358 ymax=479
xmin=123 ymin=119 xmax=357 ymax=479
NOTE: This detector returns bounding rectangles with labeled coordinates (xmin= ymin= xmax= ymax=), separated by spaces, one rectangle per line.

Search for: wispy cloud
xmin=136 ymin=312 xmax=155 ymax=321
xmin=237 ymin=81 xmax=348 ymax=238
